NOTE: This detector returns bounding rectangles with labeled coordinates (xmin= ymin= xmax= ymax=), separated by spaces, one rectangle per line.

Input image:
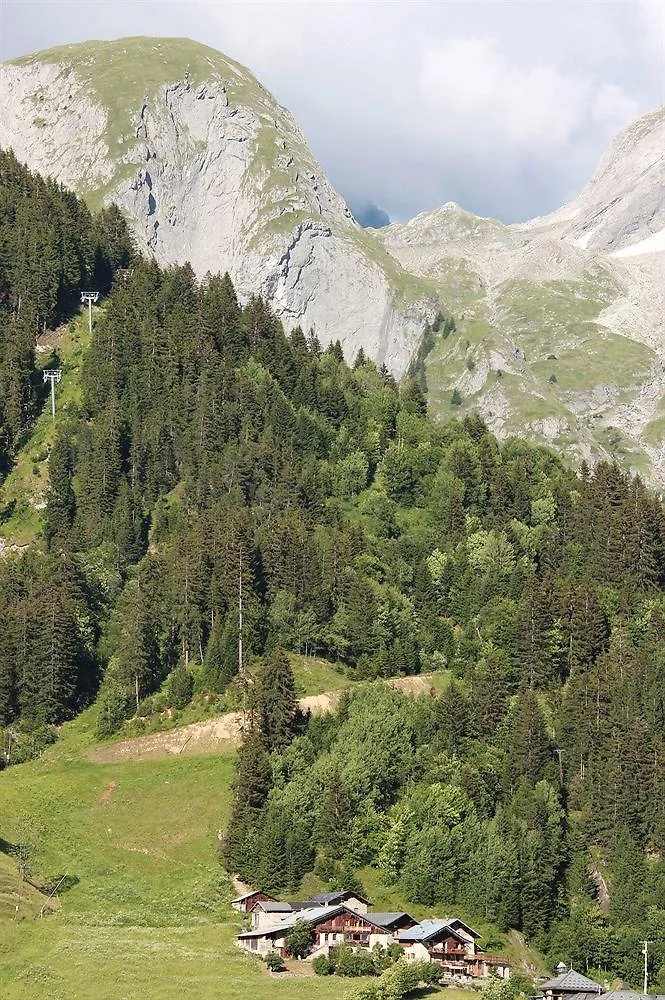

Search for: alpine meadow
xmin=0 ymin=31 xmax=664 ymax=1000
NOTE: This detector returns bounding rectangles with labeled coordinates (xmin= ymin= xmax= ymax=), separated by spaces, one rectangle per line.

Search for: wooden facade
xmin=231 ymin=890 xmax=276 ymax=913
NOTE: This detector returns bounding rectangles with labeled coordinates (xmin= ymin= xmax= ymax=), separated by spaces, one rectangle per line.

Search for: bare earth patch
xmin=99 ymin=780 xmax=117 ymax=804
xmin=88 ymin=675 xmax=437 ymax=764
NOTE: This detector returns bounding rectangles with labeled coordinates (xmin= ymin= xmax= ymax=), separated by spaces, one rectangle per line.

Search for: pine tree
xmin=254 ymin=647 xmax=297 ymax=752
xmin=504 ymin=688 xmax=552 ymax=792
xmin=223 ymin=731 xmax=272 ymax=874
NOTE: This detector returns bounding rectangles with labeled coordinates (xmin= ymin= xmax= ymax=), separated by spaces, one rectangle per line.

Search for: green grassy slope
xmin=0 ymin=852 xmax=55 ymax=923
xmin=0 ymin=308 xmax=92 ymax=547
xmin=0 ymin=708 xmax=480 ymax=999
xmin=423 ymin=264 xmax=663 ymax=480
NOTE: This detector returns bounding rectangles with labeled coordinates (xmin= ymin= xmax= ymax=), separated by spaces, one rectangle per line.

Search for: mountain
xmin=0 ymin=37 xmax=432 ymax=374
xmin=2 ymin=37 xmax=663 ymax=483
xmin=379 ymin=106 xmax=665 ymax=485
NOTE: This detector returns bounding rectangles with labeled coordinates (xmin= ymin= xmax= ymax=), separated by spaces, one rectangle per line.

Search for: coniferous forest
xmin=0 ymin=152 xmax=664 ymax=987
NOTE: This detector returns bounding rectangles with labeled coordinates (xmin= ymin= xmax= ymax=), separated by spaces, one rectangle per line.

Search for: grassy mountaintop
xmin=10 ymin=36 xmax=276 ymax=155
xmin=3 ymin=36 xmax=432 ymax=372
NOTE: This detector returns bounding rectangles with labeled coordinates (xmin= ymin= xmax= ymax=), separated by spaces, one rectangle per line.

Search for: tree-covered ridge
xmin=0 ymin=196 xmax=662 ymax=983
xmin=0 ymin=149 xmax=133 ymax=475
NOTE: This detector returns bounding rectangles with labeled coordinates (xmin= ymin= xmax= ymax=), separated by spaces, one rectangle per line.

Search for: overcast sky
xmin=1 ymin=0 xmax=663 ymax=222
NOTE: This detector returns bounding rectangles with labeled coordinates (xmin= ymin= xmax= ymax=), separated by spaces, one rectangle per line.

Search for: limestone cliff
xmin=379 ymin=107 xmax=665 ymax=484
xmin=0 ymin=37 xmax=433 ymax=374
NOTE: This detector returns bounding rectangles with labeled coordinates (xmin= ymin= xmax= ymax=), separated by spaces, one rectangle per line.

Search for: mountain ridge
xmin=1 ymin=36 xmax=434 ymax=375
xmin=2 ymin=36 xmax=663 ymax=483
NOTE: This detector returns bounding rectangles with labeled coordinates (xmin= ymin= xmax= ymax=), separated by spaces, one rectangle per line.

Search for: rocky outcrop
xmin=1 ymin=38 xmax=663 ymax=482
xmin=526 ymin=106 xmax=665 ymax=253
xmin=379 ymin=107 xmax=665 ymax=485
xmin=0 ymin=37 xmax=433 ymax=374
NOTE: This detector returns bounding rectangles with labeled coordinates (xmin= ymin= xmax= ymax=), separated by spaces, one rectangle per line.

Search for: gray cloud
xmin=1 ymin=0 xmax=663 ymax=222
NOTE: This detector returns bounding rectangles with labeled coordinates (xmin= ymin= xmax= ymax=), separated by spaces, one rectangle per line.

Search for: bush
xmin=343 ymin=984 xmax=379 ymax=1000
xmin=337 ymin=946 xmax=376 ymax=977
xmin=264 ymin=951 xmax=285 ymax=972
xmin=313 ymin=955 xmax=333 ymax=976
xmin=419 ymin=962 xmax=443 ymax=985
xmin=4 ymin=723 xmax=56 ymax=765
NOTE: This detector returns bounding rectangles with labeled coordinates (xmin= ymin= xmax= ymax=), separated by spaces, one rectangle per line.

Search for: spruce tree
xmin=254 ymin=646 xmax=297 ymax=752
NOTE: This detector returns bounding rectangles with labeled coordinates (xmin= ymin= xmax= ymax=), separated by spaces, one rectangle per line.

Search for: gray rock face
xmin=1 ymin=37 xmax=663 ymax=482
xmin=0 ymin=37 xmax=432 ymax=375
xmin=526 ymin=106 xmax=665 ymax=253
xmin=379 ymin=107 xmax=665 ymax=485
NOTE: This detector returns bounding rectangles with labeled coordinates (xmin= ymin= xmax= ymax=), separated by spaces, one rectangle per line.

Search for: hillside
xmin=379 ymin=107 xmax=665 ymax=486
xmin=2 ymin=38 xmax=663 ymax=482
xmin=1 ymin=105 xmax=664 ymax=999
xmin=0 ymin=36 xmax=433 ymax=374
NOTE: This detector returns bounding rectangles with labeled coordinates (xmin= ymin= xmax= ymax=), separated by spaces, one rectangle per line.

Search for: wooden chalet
xmin=237 ymin=903 xmax=415 ymax=957
xmin=231 ymin=890 xmax=277 ymax=913
xmin=397 ymin=917 xmax=510 ymax=980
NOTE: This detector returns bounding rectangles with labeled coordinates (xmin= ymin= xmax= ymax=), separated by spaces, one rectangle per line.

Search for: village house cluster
xmin=233 ymin=888 xmax=512 ymax=979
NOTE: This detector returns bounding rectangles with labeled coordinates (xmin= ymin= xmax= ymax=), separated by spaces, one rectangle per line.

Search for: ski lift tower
xmin=81 ymin=291 xmax=99 ymax=333
xmin=43 ymin=369 xmax=62 ymax=421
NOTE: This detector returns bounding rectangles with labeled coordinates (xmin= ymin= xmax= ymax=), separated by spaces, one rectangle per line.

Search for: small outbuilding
xmin=231 ymin=890 xmax=278 ymax=913
xmin=539 ymin=969 xmax=605 ymax=1000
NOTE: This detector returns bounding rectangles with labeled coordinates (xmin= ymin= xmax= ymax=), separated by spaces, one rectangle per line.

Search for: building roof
xmin=251 ymin=900 xmax=293 ymax=913
xmin=396 ymin=919 xmax=466 ymax=944
xmin=445 ymin=916 xmax=481 ymax=939
xmin=540 ymin=970 xmax=604 ymax=994
xmin=238 ymin=905 xmax=346 ymax=940
xmin=604 ymin=993 xmax=665 ymax=1000
xmin=307 ymin=890 xmax=372 ymax=906
xmin=232 ymin=890 xmax=274 ymax=904
xmin=365 ymin=912 xmax=413 ymax=929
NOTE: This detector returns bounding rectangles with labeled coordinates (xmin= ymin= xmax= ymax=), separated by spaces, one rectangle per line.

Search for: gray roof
xmin=308 ymin=890 xmax=372 ymax=906
xmin=238 ymin=905 xmax=345 ymax=940
xmin=540 ymin=970 xmax=604 ymax=994
xmin=365 ymin=912 xmax=412 ymax=929
xmin=397 ymin=919 xmax=465 ymax=944
xmin=252 ymin=900 xmax=292 ymax=913
xmin=604 ymin=993 xmax=665 ymax=1000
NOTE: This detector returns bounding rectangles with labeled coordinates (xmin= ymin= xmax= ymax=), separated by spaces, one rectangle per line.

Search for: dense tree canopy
xmin=0 ymin=159 xmax=663 ymax=986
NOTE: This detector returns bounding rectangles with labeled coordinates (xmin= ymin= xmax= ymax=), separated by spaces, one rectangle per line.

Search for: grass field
xmin=0 ymin=309 xmax=92 ymax=546
xmin=0 ymin=708 xmax=476 ymax=999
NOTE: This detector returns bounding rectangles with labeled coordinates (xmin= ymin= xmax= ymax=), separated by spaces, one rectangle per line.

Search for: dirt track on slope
xmin=88 ymin=675 xmax=436 ymax=764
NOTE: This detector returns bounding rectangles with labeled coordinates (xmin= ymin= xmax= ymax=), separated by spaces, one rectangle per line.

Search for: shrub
xmin=419 ymin=962 xmax=443 ymax=985
xmin=343 ymin=984 xmax=379 ymax=1000
xmin=337 ymin=946 xmax=376 ymax=977
xmin=265 ymin=951 xmax=285 ymax=972
xmin=451 ymin=389 xmax=463 ymax=406
xmin=313 ymin=955 xmax=333 ymax=976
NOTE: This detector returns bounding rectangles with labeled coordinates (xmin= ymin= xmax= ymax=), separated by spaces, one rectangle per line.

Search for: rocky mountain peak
xmin=1 ymin=37 xmax=433 ymax=373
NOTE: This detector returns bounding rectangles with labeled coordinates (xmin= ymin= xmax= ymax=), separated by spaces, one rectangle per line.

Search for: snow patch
xmin=610 ymin=227 xmax=665 ymax=258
